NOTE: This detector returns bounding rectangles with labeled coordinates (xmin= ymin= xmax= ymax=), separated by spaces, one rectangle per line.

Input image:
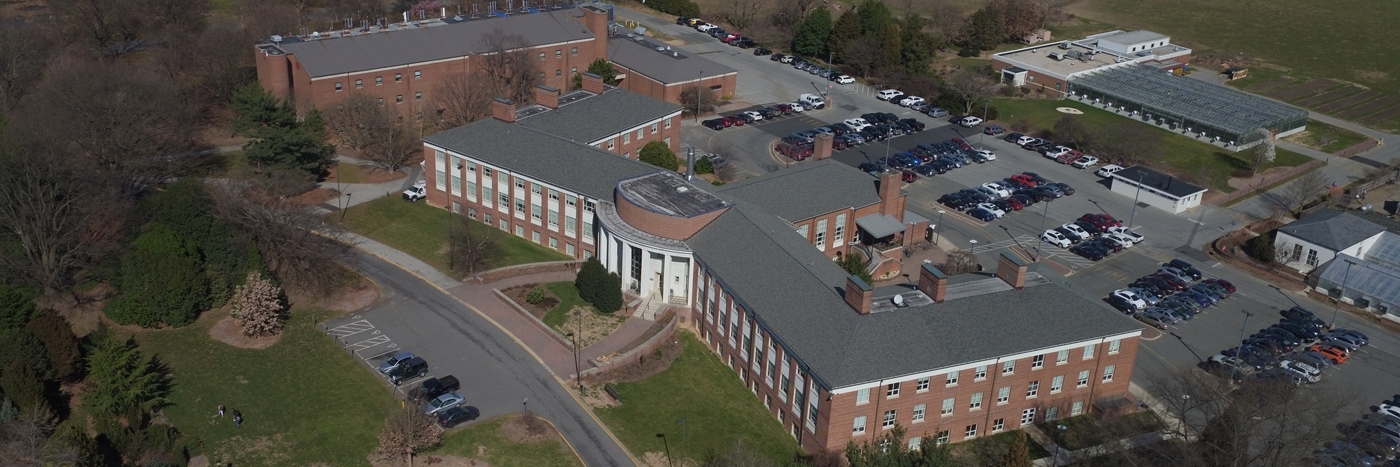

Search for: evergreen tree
xmin=25 ymin=313 xmax=83 ymax=381
xmin=792 ymin=9 xmax=833 ymax=57
xmin=639 ymin=141 xmax=680 ymax=171
xmin=575 ymin=258 xmax=608 ymax=306
xmin=877 ymin=23 xmax=903 ymax=71
xmin=0 ymin=282 xmax=40 ymax=331
xmin=0 ymin=328 xmax=55 ymax=380
xmin=1002 ymin=430 xmax=1032 ymax=467
xmin=962 ymin=7 xmax=1006 ymax=51
xmin=856 ymin=0 xmax=893 ymax=35
xmin=0 ymin=357 xmax=47 ymax=411
xmin=230 ymin=83 xmax=336 ymax=180
xmin=595 ymin=272 xmax=624 ymax=313
xmin=85 ymin=337 xmax=171 ymax=425
xmin=106 ymin=223 xmax=209 ymax=328
xmin=839 ymin=253 xmax=873 ymax=285
xmin=586 ymin=58 xmax=619 ymax=86
xmin=828 ymin=10 xmax=863 ymax=63
xmin=899 ymin=14 xmax=939 ymax=75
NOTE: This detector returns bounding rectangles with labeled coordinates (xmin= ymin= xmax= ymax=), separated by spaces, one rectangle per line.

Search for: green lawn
xmin=951 ymin=429 xmax=1052 ymax=461
xmin=596 ymin=333 xmax=799 ymax=465
xmin=330 ymin=195 xmax=572 ymax=277
xmin=335 ymin=163 xmax=366 ymax=184
xmin=992 ymin=98 xmax=1311 ymax=192
xmin=1285 ymin=120 xmax=1371 ymax=153
xmin=543 ymin=282 xmax=590 ymax=328
xmin=135 ymin=311 xmax=397 ymax=466
xmin=430 ymin=416 xmax=583 ymax=467
xmin=1037 ymin=412 xmax=1162 ymax=451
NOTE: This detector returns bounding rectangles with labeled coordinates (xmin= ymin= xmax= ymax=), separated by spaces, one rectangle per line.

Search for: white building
xmin=1108 ymin=166 xmax=1206 ymax=214
xmin=1275 ymin=209 xmax=1387 ymax=273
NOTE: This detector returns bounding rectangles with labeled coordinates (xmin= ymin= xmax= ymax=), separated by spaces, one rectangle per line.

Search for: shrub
xmin=575 ymin=258 xmax=608 ymax=306
xmin=106 ymin=223 xmax=209 ymax=328
xmin=639 ymin=141 xmax=680 ymax=171
xmin=525 ymin=285 xmax=547 ymax=305
xmin=940 ymin=250 xmax=981 ymax=275
xmin=230 ymin=271 xmax=286 ymax=338
xmin=0 ymin=282 xmax=40 ymax=331
xmin=1245 ymin=234 xmax=1276 ymax=263
xmin=958 ymin=47 xmax=981 ymax=57
xmin=0 ymin=357 xmax=46 ymax=410
xmin=694 ymin=156 xmax=715 ymax=175
xmin=25 ymin=313 xmax=83 ymax=381
xmin=595 ymin=272 xmax=624 ymax=313
xmin=0 ymin=328 xmax=55 ymax=381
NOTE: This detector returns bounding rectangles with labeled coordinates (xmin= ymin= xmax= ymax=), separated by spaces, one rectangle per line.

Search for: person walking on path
xmin=233 ymin=410 xmax=243 ymax=428
xmin=218 ymin=405 xmax=226 ymax=418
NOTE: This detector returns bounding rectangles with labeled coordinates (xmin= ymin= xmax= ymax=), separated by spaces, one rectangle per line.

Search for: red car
xmin=951 ymin=137 xmax=972 ymax=150
xmin=1078 ymin=213 xmax=1123 ymax=230
xmin=1003 ymin=197 xmax=1025 ymax=210
xmin=777 ymin=142 xmax=812 ymax=161
xmin=832 ymin=138 xmax=850 ymax=150
xmin=1056 ymin=151 xmax=1079 ymax=164
xmin=901 ymin=170 xmax=918 ymax=183
xmin=1204 ymin=278 xmax=1236 ymax=293
xmin=1010 ymin=174 xmax=1038 ymax=187
xmin=723 ymin=115 xmax=745 ymax=126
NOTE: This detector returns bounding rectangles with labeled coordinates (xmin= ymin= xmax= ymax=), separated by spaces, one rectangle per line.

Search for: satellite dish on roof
xmin=634 ymin=26 xmax=646 ymax=35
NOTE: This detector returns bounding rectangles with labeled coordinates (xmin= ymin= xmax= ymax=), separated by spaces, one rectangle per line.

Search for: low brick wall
xmin=473 ymin=260 xmax=578 ymax=283
xmin=1211 ymin=159 xmax=1325 ymax=206
xmin=491 ymin=288 xmax=574 ymax=349
xmin=581 ymin=311 xmax=678 ymax=382
xmin=1334 ymin=139 xmax=1379 ymax=158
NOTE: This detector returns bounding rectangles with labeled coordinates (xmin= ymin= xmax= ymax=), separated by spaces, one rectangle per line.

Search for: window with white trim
xmin=1032 ymin=355 xmax=1044 ymax=369
xmin=941 ymin=398 xmax=954 ymax=416
xmin=912 ymin=404 xmax=925 ymax=423
xmin=834 ymin=213 xmax=846 ymax=246
xmin=917 ymin=377 xmax=930 ymax=392
xmin=882 ymin=410 xmax=896 ymax=429
xmin=997 ymin=387 xmax=1010 ymax=404
xmin=975 ymin=365 xmax=987 ymax=380
xmin=815 ymin=219 xmax=827 ymax=250
xmin=856 ymin=388 xmax=869 ymax=405
xmin=946 ymin=371 xmax=959 ymax=386
xmin=1072 ymin=401 xmax=1084 ymax=416
xmin=935 ymin=430 xmax=950 ymax=445
xmin=1026 ymin=380 xmax=1039 ymax=398
xmin=1084 ymin=344 xmax=1096 ymax=360
xmin=1078 ymin=370 xmax=1090 ymax=387
xmin=1109 ymin=339 xmax=1121 ymax=354
xmin=1003 ymin=361 xmax=1015 ymax=375
xmin=853 ymin=416 xmax=866 ymax=434
xmin=1021 ymin=408 xmax=1036 ymax=426
xmin=909 ymin=436 xmax=921 ymax=451
xmin=1051 ymin=375 xmax=1063 ymax=393
xmin=795 ymin=224 xmax=809 ymax=239
xmin=965 ymin=424 xmax=977 ymax=438
xmin=1103 ymin=365 xmax=1115 ymax=382
xmin=886 ymin=382 xmax=900 ymax=398
xmin=969 ymin=392 xmax=982 ymax=410
xmin=1057 ymin=349 xmax=1069 ymax=365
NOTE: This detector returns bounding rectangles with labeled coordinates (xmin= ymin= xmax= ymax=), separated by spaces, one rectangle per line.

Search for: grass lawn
xmin=135 ymin=310 xmax=397 ymax=466
xmin=1037 ymin=412 xmax=1162 ymax=451
xmin=329 ymin=195 xmax=572 ymax=277
xmin=543 ymin=282 xmax=590 ymax=328
xmin=596 ymin=333 xmax=799 ymax=465
xmin=991 ymin=98 xmax=1311 ymax=192
xmin=1285 ymin=120 xmax=1371 ymax=153
xmin=430 ymin=416 xmax=582 ymax=467
xmin=951 ymin=429 xmax=1052 ymax=461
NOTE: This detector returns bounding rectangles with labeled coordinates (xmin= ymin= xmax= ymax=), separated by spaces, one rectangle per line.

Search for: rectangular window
xmin=917 ymin=377 xmax=929 ymax=392
xmin=531 ymin=231 xmax=540 ymax=243
xmin=571 ymin=47 xmax=578 ymax=55
xmin=583 ymin=219 xmax=593 ymax=239
xmin=355 ymin=79 xmax=363 ymax=88
xmin=834 ymin=213 xmax=846 ymax=246
xmin=992 ymin=418 xmax=1005 ymax=432
xmin=975 ymin=365 xmax=987 ymax=380
xmin=466 ymin=180 xmax=477 ymax=199
xmin=335 ymin=82 xmax=343 ymax=91
xmin=969 ymin=392 xmax=982 ymax=410
xmin=882 ymin=410 xmax=896 ymax=429
xmin=1026 ymin=381 xmax=1039 ymax=398
xmin=415 ymin=91 xmax=422 ymax=101
xmin=946 ymin=371 xmax=959 ymax=386
xmin=1021 ymin=408 xmax=1037 ymax=426
xmin=853 ymin=416 xmax=866 ymax=434
xmin=1078 ymin=370 xmax=1090 ymax=387
xmin=965 ymin=424 xmax=977 ymax=438
xmin=482 ymin=186 xmax=493 ymax=206
xmin=1051 ymin=376 xmax=1064 ymax=393
xmin=531 ymin=184 xmax=541 ymax=196
xmin=414 ymin=70 xmax=421 ymax=80
xmin=394 ymin=73 xmax=402 ymax=82
xmin=1032 ymin=355 xmax=1044 ymax=369
xmin=515 ymin=199 xmax=525 ymax=214
xmin=623 ymin=133 xmax=630 ymax=144
xmin=886 ymin=382 xmax=900 ymax=398
xmin=795 ymin=224 xmax=808 ymax=239
xmin=375 ymin=76 xmax=383 ymax=85
xmin=935 ymin=431 xmax=950 ymax=445
xmin=377 ymin=98 xmax=383 ymax=106
xmin=566 ymin=194 xmax=577 ymax=207
xmin=909 ymin=437 xmax=921 ymax=451
xmin=1084 ymin=344 xmax=1096 ymax=360
xmin=856 ymin=388 xmax=870 ymax=405
xmin=912 ymin=404 xmax=926 ymax=423
xmin=556 ymin=49 xmax=562 ymax=58
xmin=1103 ymin=365 xmax=1116 ymax=382
xmin=549 ymin=190 xmax=559 ymax=201
xmin=548 ymin=237 xmax=557 ymax=249
xmin=665 ymin=118 xmax=672 ymax=129
xmin=1057 ymin=349 xmax=1069 ymax=365
xmin=635 ymin=129 xmax=642 ymax=139
xmin=566 ymin=244 xmax=574 ymax=256
xmin=941 ymin=398 xmax=954 ymax=416
xmin=514 ymin=224 xmax=523 ymax=236
xmin=555 ymin=69 xmax=562 ymax=77
xmin=651 ymin=123 xmax=658 ymax=134
xmin=548 ymin=211 xmax=559 ymax=228
xmin=1072 ymin=401 xmax=1084 ymax=416
xmin=1046 ymin=406 xmax=1059 ymax=421
xmin=815 ymin=219 xmax=827 ymax=250
xmin=565 ymin=215 xmax=576 ymax=234
xmin=1109 ymin=339 xmax=1121 ymax=354
xmin=467 ymin=208 xmax=476 ymax=219
xmin=395 ymin=95 xmax=403 ymax=103
xmin=538 ymin=52 xmax=545 ymax=60
xmin=1003 ymin=361 xmax=1015 ymax=375
xmin=997 ymin=387 xmax=1010 ymax=404
xmin=531 ymin=204 xmax=542 ymax=221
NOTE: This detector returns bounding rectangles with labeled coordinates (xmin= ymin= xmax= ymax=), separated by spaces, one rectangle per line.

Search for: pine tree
xmin=639 ymin=141 xmax=679 ymax=171
xmin=792 ymin=9 xmax=833 ymax=57
xmin=231 ymin=271 xmax=286 ymax=338
xmin=84 ymin=337 xmax=171 ymax=425
xmin=595 ymin=272 xmax=624 ymax=312
xmin=828 ymin=11 xmax=863 ymax=63
xmin=575 ymin=258 xmax=608 ymax=306
xmin=1002 ymin=430 xmax=1032 ymax=467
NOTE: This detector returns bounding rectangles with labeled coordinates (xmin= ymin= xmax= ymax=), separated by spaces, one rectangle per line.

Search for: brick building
xmin=419 ymin=102 xmax=1145 ymax=453
xmin=607 ymin=36 xmax=737 ymax=105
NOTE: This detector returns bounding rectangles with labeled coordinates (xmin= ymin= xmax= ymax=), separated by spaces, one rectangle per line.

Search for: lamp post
xmin=1051 ymin=424 xmax=1067 ymax=467
xmin=656 ymin=433 xmax=673 ymax=467
xmin=977 ymin=98 xmax=990 ymax=146
xmin=969 ymin=239 xmax=978 ymax=254
xmin=1230 ymin=310 xmax=1252 ymax=382
xmin=1330 ymin=259 xmax=1355 ymax=329
xmin=695 ymin=70 xmax=703 ymax=122
xmin=935 ymin=210 xmax=945 ymax=246
xmin=575 ymin=310 xmax=584 ymax=390
xmin=676 ymin=419 xmax=688 ymax=467
xmin=566 ymin=329 xmax=582 ymax=391
xmin=1033 ymin=198 xmax=1052 ymax=265
xmin=999 ymin=225 xmax=1030 ymax=258
xmin=1087 ymin=199 xmax=1112 ymax=217
xmin=1128 ymin=171 xmax=1145 ymax=228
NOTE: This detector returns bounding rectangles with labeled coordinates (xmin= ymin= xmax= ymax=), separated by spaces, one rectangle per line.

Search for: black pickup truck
xmin=408 ymin=375 xmax=460 ymax=401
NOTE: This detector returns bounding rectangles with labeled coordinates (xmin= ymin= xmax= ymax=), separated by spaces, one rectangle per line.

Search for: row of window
xmin=600 ymin=120 xmax=674 ymax=151
xmin=538 ymin=47 xmax=580 ymax=60
xmin=794 ymin=213 xmax=846 ymax=251
xmin=854 ymin=341 xmax=1121 ymax=405
xmin=852 ymin=366 xmax=1116 ymax=436
xmin=435 ymin=150 xmax=596 ymax=244
xmin=334 ymin=70 xmax=424 ymax=91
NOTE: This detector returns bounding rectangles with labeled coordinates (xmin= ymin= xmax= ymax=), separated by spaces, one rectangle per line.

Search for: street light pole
xmin=341 ymin=193 xmax=352 ymax=222
xmin=576 ymin=309 xmax=584 ymax=390
xmin=1230 ymin=310 xmax=1252 ymax=382
xmin=1087 ymin=199 xmax=1112 ymax=217
xmin=695 ymin=71 xmax=703 ymax=122
xmin=1330 ymin=259 xmax=1355 ymax=329
xmin=1033 ymin=198 xmax=1052 ymax=264
xmin=935 ymin=210 xmax=945 ymax=246
xmin=1128 ymin=171 xmax=1145 ymax=228
xmin=1051 ymin=424 xmax=1067 ymax=467
xmin=977 ymin=98 xmax=989 ymax=146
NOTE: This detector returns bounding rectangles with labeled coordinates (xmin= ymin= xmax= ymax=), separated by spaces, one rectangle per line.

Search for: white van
xmin=798 ymin=93 xmax=825 ymax=109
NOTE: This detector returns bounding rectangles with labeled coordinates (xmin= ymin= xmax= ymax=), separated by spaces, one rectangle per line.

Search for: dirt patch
xmin=1224 ymin=165 xmax=1306 ymax=193
xmin=578 ymin=384 xmax=621 ymax=409
xmin=501 ymin=284 xmax=559 ymax=320
xmin=1294 ymin=86 xmax=1363 ymax=107
xmin=291 ymin=187 xmax=340 ymax=207
xmin=639 ymin=452 xmax=670 ymax=467
xmin=502 ymin=284 xmax=623 ymax=347
xmin=1362 ymin=103 xmax=1400 ymax=124
xmin=589 ymin=325 xmax=682 ymax=384
xmin=1316 ymin=90 xmax=1383 ymax=113
xmin=502 ymin=414 xmax=552 ymax=443
xmin=38 ymin=284 xmax=115 ymax=338
xmin=210 ymin=434 xmax=292 ymax=466
xmin=209 ymin=315 xmax=282 ymax=350
xmin=372 ymin=454 xmax=488 ymax=467
xmin=1267 ymin=79 xmax=1340 ymax=101
xmin=1245 ymin=77 xmax=1296 ymax=93
xmin=1338 ymin=95 xmax=1400 ymax=119
xmin=287 ymin=273 xmax=380 ymax=315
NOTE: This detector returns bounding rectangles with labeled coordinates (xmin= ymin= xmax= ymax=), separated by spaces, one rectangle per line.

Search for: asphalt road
xmin=325 ymin=252 xmax=635 ymax=466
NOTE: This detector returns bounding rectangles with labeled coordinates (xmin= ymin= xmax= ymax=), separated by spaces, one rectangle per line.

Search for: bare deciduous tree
xmin=479 ymin=29 xmax=541 ymax=105
xmin=432 ymin=71 xmax=496 ymax=129
xmin=925 ymin=0 xmax=969 ymax=47
xmin=769 ymin=0 xmax=819 ymax=35
xmin=0 ymin=402 xmax=57 ymax=465
xmin=1262 ymin=169 xmax=1330 ymax=218
xmin=0 ymin=23 xmax=55 ymax=115
xmin=231 ymin=271 xmax=286 ymax=338
xmin=945 ymin=70 xmax=998 ymax=115
xmin=373 ymin=409 xmax=443 ymax=467
xmin=1052 ymin=115 xmax=1094 ymax=149
xmin=990 ymin=0 xmax=1044 ymax=39
xmin=327 ymin=93 xmax=394 ymax=152
xmin=940 ymin=250 xmax=980 ymax=275
xmin=1251 ymin=128 xmax=1277 ymax=175
xmin=724 ymin=0 xmax=769 ymax=30
xmin=450 ymin=217 xmax=502 ymax=275
xmin=209 ymin=174 xmax=355 ymax=295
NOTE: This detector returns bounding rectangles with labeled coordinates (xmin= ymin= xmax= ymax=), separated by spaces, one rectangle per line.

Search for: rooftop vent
xmin=270 ymin=35 xmax=283 ymax=44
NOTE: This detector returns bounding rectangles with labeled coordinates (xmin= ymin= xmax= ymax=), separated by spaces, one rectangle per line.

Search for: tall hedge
xmin=575 ymin=258 xmax=608 ymax=306
xmin=594 ymin=272 xmax=624 ymax=313
xmin=25 ymin=313 xmax=83 ymax=381
xmin=106 ymin=223 xmax=209 ymax=328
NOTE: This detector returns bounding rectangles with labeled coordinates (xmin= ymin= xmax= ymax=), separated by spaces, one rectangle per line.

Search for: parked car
xmin=925 ymin=107 xmax=950 ymax=117
xmin=423 ymin=392 xmax=465 ymax=416
xmin=1136 ymin=312 xmax=1172 ymax=329
xmin=753 ymin=47 xmax=772 ymax=55
xmin=898 ymin=95 xmax=925 ymax=107
xmin=1105 ymin=295 xmax=1137 ymax=314
xmin=958 ymin=116 xmax=983 ymax=127
xmin=1071 ymin=155 xmax=1100 ymax=169
xmin=437 ymin=406 xmax=481 ymax=428
xmin=1111 ymin=289 xmax=1148 ymax=310
xmin=379 ymin=352 xmax=417 ymax=374
xmin=386 ymin=356 xmax=429 ymax=385
xmin=835 ymin=75 xmax=856 ymax=84
xmin=402 ymin=180 xmax=427 ymax=202
xmin=1095 ymin=164 xmax=1125 ymax=178
xmin=876 ymin=89 xmax=903 ymax=101
xmin=967 ymin=207 xmax=997 ymax=222
xmin=408 ymin=375 xmax=461 ymax=402
xmin=701 ymin=118 xmax=726 ymax=130
xmin=983 ymin=125 xmax=1005 ymax=135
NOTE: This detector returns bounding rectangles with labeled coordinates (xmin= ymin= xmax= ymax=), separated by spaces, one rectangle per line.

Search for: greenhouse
xmin=1068 ymin=64 xmax=1309 ymax=149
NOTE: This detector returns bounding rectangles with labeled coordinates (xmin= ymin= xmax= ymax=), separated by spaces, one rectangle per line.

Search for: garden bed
xmin=503 ymin=282 xmax=625 ymax=348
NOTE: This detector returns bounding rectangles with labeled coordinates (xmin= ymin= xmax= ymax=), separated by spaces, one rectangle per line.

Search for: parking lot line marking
xmin=326 ymin=320 xmax=375 ymax=337
xmin=349 ymin=335 xmax=393 ymax=353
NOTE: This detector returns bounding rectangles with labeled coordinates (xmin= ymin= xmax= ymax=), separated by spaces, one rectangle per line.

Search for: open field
xmin=329 ymin=195 xmax=572 ymax=277
xmin=596 ymin=333 xmax=799 ymax=465
xmin=135 ymin=310 xmax=397 ymax=466
xmin=1284 ymin=120 xmax=1371 ymax=154
xmin=992 ymin=98 xmax=1312 ymax=192
xmin=431 ymin=416 xmax=583 ymax=467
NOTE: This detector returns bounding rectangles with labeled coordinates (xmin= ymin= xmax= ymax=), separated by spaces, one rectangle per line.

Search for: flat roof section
xmin=617 ymin=172 xmax=729 ymax=218
xmin=1112 ymin=165 xmax=1206 ymax=199
xmin=1098 ymin=30 xmax=1168 ymax=46
xmin=994 ymin=42 xmax=1128 ymax=80
xmin=607 ymin=36 xmax=736 ymax=85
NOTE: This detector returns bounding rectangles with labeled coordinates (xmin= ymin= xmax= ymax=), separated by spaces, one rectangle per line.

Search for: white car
xmin=696 ymin=24 xmax=715 ymax=32
xmin=876 ymin=89 xmax=902 ymax=101
xmin=1279 ymin=360 xmax=1322 ymax=378
xmin=1041 ymin=229 xmax=1072 ymax=248
xmin=898 ymin=96 xmax=925 ymax=107
xmin=1042 ymin=146 xmax=1071 ymax=158
xmin=835 ymin=75 xmax=855 ymax=84
xmin=1105 ymin=226 xmax=1144 ymax=243
xmin=1111 ymin=289 xmax=1148 ymax=310
xmin=979 ymin=182 xmax=1012 ymax=198
xmin=975 ymin=203 xmax=1006 ymax=218
xmin=1378 ymin=404 xmax=1400 ymax=420
xmin=1095 ymin=164 xmax=1125 ymax=178
xmin=1071 ymin=155 xmax=1100 ymax=169
xmin=742 ymin=110 xmax=764 ymax=121
xmin=789 ymin=102 xmax=806 ymax=112
xmin=974 ymin=149 xmax=997 ymax=161
xmin=843 ymin=118 xmax=871 ymax=131
xmin=958 ymin=116 xmax=983 ymax=127
xmin=1102 ymin=234 xmax=1135 ymax=249
xmin=1060 ymin=223 xmax=1090 ymax=240
xmin=1015 ymin=135 xmax=1038 ymax=146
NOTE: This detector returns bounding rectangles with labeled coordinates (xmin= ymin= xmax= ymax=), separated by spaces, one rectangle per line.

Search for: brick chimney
xmin=534 ymin=85 xmax=560 ymax=109
xmin=918 ymin=263 xmax=949 ymax=303
xmin=491 ymin=98 xmax=515 ymax=123
xmin=579 ymin=5 xmax=610 ymax=57
xmin=877 ymin=172 xmax=901 ymax=217
xmin=843 ymin=275 xmax=873 ymax=315
xmin=813 ymin=134 xmax=833 ymax=160
xmin=582 ymin=72 xmax=605 ymax=94
xmin=997 ymin=251 xmax=1030 ymax=290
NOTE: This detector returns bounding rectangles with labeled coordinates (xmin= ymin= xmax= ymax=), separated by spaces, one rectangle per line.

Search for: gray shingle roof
xmin=686 ymin=199 xmax=1142 ymax=389
xmin=714 ymin=160 xmax=883 ymax=221
xmin=607 ymin=36 xmax=737 ymax=85
xmin=516 ymin=88 xmax=683 ymax=144
xmin=276 ymin=10 xmax=595 ymax=78
xmin=1112 ymin=166 xmax=1206 ymax=199
xmin=1278 ymin=209 xmax=1388 ymax=252
xmin=422 ymin=118 xmax=657 ymax=199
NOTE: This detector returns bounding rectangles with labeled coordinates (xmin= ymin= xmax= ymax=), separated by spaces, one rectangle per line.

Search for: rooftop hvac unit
xmin=270 ymin=35 xmax=283 ymax=44
xmin=1356 ymin=298 xmax=1371 ymax=309
xmin=1059 ymin=42 xmax=1070 ymax=50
